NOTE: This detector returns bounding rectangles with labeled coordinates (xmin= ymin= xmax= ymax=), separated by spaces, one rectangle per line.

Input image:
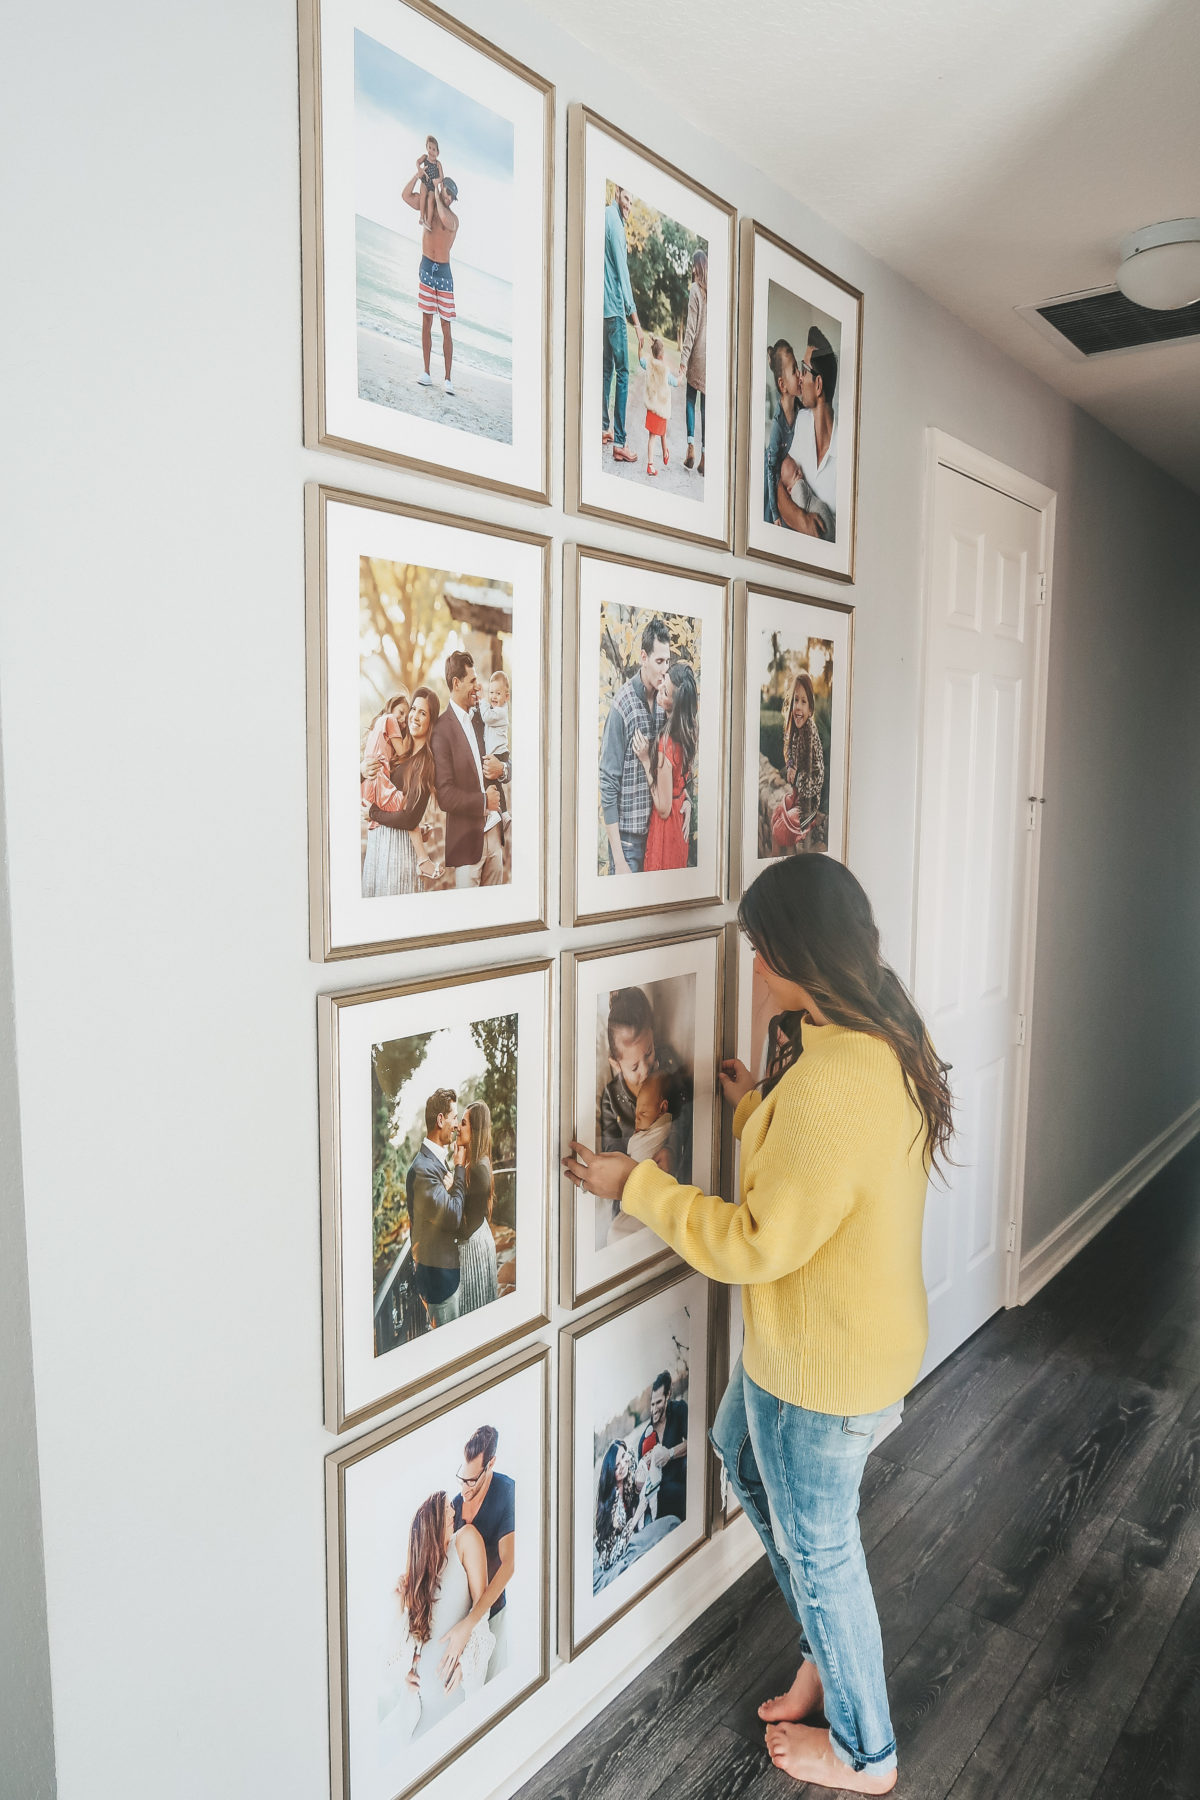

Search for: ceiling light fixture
xmin=1116 ymin=219 xmax=1200 ymax=311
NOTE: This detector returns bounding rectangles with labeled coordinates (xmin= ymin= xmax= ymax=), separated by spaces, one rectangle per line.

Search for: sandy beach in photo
xmin=357 ymin=327 xmax=514 ymax=445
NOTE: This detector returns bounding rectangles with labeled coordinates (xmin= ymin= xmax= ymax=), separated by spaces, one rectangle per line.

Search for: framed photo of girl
xmin=559 ymin=1268 xmax=711 ymax=1659
xmin=565 ymin=104 xmax=736 ymax=551
xmin=306 ymin=485 xmax=550 ymax=962
xmin=564 ymin=545 xmax=731 ymax=928
xmin=733 ymin=582 xmax=854 ymax=893
xmin=737 ymin=219 xmax=864 ymax=582
xmin=318 ymin=960 xmax=552 ymax=1433
xmin=299 ymin=0 xmax=553 ymax=501
xmin=327 ymin=1344 xmax=549 ymax=1800
xmin=560 ymin=929 xmax=724 ymax=1310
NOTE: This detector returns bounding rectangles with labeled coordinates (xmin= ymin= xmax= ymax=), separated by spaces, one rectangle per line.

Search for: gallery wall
xmin=1 ymin=1 xmax=1199 ymax=1798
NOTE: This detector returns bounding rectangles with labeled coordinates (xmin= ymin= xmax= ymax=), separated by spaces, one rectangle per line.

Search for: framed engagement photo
xmin=734 ymin=582 xmax=853 ymax=891
xmin=307 ymin=486 xmax=549 ymax=961
xmin=561 ymin=929 xmax=723 ymax=1309
xmin=327 ymin=1345 xmax=549 ymax=1800
xmin=300 ymin=0 xmax=553 ymax=500
xmin=737 ymin=219 xmax=863 ymax=581
xmin=319 ymin=960 xmax=552 ymax=1433
xmin=559 ymin=1268 xmax=711 ymax=1659
xmin=566 ymin=105 xmax=736 ymax=550
xmin=565 ymin=545 xmax=730 ymax=928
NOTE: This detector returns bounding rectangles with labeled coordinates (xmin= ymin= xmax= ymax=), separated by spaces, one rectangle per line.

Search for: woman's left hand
xmin=562 ymin=1139 xmax=637 ymax=1200
xmin=631 ymin=728 xmax=651 ymax=770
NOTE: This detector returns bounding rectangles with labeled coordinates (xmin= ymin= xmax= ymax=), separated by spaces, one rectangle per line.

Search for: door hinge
xmin=1016 ymin=1013 xmax=1027 ymax=1046
xmin=1007 ymin=1220 xmax=1017 ymax=1254
xmin=1027 ymin=797 xmax=1038 ymax=830
xmin=1035 ymin=570 xmax=1047 ymax=604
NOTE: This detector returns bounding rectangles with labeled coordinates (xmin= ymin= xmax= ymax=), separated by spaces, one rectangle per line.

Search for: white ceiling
xmin=532 ymin=0 xmax=1200 ymax=494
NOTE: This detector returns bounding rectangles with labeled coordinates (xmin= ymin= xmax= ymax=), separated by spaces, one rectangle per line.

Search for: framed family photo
xmin=564 ymin=545 xmax=730 ymax=928
xmin=737 ymin=219 xmax=863 ymax=581
xmin=300 ymin=0 xmax=553 ymax=500
xmin=306 ymin=486 xmax=550 ymax=961
xmin=566 ymin=105 xmax=736 ymax=550
xmin=327 ymin=1344 xmax=549 ymax=1800
xmin=561 ymin=930 xmax=723 ymax=1309
xmin=559 ymin=1269 xmax=711 ymax=1659
xmin=733 ymin=582 xmax=854 ymax=892
xmin=319 ymin=960 xmax=552 ymax=1433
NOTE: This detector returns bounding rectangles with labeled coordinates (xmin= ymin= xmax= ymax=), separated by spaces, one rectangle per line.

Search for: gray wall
xmin=1 ymin=0 xmax=1198 ymax=1796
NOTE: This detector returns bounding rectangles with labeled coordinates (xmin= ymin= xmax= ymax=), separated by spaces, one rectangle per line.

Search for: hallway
xmin=517 ymin=1138 xmax=1200 ymax=1798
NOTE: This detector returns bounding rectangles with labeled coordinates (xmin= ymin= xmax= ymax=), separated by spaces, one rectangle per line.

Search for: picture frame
xmin=564 ymin=544 xmax=731 ymax=928
xmin=300 ymin=0 xmax=554 ymax=502
xmin=561 ymin=929 xmax=724 ymax=1310
xmin=327 ymin=1343 xmax=550 ymax=1800
xmin=306 ymin=485 xmax=551 ymax=962
xmin=737 ymin=218 xmax=863 ymax=581
xmin=319 ymin=959 xmax=552 ymax=1434
xmin=559 ymin=1268 xmax=712 ymax=1659
xmin=732 ymin=580 xmax=854 ymax=893
xmin=566 ymin=104 xmax=736 ymax=551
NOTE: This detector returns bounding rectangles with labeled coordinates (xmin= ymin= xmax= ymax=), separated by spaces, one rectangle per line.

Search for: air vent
xmin=1017 ymin=286 xmax=1200 ymax=360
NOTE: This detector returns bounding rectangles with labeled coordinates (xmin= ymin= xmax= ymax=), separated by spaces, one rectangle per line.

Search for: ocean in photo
xmin=356 ymin=214 xmax=513 ymax=382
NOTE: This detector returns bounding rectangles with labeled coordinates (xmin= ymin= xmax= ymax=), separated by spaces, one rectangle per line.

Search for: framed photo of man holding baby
xmin=306 ymin=486 xmax=550 ymax=961
xmin=300 ymin=0 xmax=553 ymax=501
xmin=318 ymin=959 xmax=552 ymax=1432
xmin=566 ymin=105 xmax=736 ymax=551
xmin=737 ymin=219 xmax=863 ymax=582
xmin=560 ymin=930 xmax=723 ymax=1308
xmin=564 ymin=545 xmax=730 ymax=928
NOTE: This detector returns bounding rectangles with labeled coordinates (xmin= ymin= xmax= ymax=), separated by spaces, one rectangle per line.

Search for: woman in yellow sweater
xmin=564 ymin=856 xmax=953 ymax=1793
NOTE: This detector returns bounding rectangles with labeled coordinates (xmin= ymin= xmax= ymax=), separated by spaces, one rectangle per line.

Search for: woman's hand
xmin=562 ymin=1139 xmax=637 ymax=1200
xmin=719 ymin=1058 xmax=757 ymax=1108
xmin=631 ymin=728 xmax=651 ymax=771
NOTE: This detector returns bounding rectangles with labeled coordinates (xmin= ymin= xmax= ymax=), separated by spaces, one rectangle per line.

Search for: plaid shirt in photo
xmin=598 ymin=675 xmax=662 ymax=840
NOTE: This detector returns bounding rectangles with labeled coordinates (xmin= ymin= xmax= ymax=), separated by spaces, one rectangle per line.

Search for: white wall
xmin=2 ymin=2 xmax=1198 ymax=1798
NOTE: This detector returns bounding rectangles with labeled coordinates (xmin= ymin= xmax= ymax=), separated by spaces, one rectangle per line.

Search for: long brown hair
xmin=738 ymin=857 xmax=954 ymax=1171
xmin=463 ymin=1101 xmax=495 ymax=1223
xmin=400 ymin=686 xmax=440 ymax=807
xmin=782 ymin=672 xmax=816 ymax=768
xmin=691 ymin=247 xmax=708 ymax=294
xmin=398 ymin=1491 xmax=449 ymax=1646
xmin=650 ymin=662 xmax=699 ymax=790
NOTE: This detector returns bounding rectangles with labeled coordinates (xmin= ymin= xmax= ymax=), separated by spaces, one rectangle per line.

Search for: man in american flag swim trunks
xmin=403 ymin=169 xmax=461 ymax=396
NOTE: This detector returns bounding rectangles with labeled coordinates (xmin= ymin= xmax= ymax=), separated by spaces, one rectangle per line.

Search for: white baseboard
xmin=1018 ymin=1096 xmax=1200 ymax=1304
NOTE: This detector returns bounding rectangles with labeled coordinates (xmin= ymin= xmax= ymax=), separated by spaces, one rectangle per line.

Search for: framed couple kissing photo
xmin=306 ymin=486 xmax=550 ymax=961
xmin=561 ymin=929 xmax=723 ymax=1309
xmin=300 ymin=0 xmax=553 ymax=501
xmin=566 ymin=105 xmax=736 ymax=551
xmin=318 ymin=960 xmax=552 ymax=1432
xmin=737 ymin=219 xmax=863 ymax=582
xmin=327 ymin=1344 xmax=549 ymax=1800
xmin=564 ymin=545 xmax=730 ymax=929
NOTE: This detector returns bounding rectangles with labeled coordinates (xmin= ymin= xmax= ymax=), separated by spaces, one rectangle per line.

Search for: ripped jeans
xmin=711 ymin=1355 xmax=898 ymax=1776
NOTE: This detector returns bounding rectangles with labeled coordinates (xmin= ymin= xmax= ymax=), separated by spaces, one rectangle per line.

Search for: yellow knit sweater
xmin=621 ymin=1020 xmax=931 ymax=1414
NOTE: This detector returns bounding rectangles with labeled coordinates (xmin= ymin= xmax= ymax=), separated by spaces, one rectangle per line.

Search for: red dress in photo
xmin=644 ymin=736 xmax=689 ymax=871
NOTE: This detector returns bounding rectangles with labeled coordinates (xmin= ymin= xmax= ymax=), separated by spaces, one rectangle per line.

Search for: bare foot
xmin=758 ymin=1660 xmax=824 ymax=1723
xmin=764 ymin=1723 xmax=896 ymax=1793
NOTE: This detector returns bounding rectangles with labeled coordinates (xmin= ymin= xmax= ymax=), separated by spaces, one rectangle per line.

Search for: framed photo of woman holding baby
xmin=566 ymin=105 xmax=737 ymax=551
xmin=560 ymin=930 xmax=723 ymax=1308
xmin=737 ymin=219 xmax=863 ymax=582
xmin=306 ymin=485 xmax=550 ymax=961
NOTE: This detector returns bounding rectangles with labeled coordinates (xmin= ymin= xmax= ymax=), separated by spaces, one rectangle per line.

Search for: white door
xmin=913 ymin=451 xmax=1052 ymax=1376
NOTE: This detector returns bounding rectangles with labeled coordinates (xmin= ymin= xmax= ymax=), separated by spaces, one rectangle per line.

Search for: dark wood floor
xmin=517 ymin=1137 xmax=1200 ymax=1799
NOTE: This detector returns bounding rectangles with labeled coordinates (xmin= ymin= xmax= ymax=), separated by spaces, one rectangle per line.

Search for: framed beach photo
xmin=566 ymin=105 xmax=736 ymax=550
xmin=306 ymin=486 xmax=550 ymax=961
xmin=319 ymin=960 xmax=552 ymax=1433
xmin=737 ymin=219 xmax=863 ymax=581
xmin=564 ymin=545 xmax=730 ymax=928
xmin=733 ymin=582 xmax=854 ymax=892
xmin=327 ymin=1344 xmax=549 ymax=1800
xmin=300 ymin=0 xmax=553 ymax=500
xmin=561 ymin=930 xmax=723 ymax=1310
xmin=559 ymin=1269 xmax=711 ymax=1659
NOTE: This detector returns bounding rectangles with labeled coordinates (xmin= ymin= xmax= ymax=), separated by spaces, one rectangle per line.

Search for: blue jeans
xmin=711 ymin=1356 xmax=898 ymax=1775
xmin=685 ymin=383 xmax=705 ymax=448
xmin=608 ymin=829 xmax=645 ymax=875
xmin=602 ymin=315 xmax=629 ymax=447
